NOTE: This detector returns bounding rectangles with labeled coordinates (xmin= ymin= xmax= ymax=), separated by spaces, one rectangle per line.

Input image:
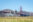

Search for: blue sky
xmin=0 ymin=0 xmax=33 ymax=12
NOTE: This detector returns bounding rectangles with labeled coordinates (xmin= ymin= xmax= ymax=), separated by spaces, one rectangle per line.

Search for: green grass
xmin=0 ymin=19 xmax=32 ymax=22
xmin=0 ymin=17 xmax=32 ymax=22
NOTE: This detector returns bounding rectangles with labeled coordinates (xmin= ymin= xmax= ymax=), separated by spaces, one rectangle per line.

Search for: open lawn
xmin=0 ymin=16 xmax=33 ymax=22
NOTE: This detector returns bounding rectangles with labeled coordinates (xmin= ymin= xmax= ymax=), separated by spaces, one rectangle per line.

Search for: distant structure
xmin=0 ymin=9 xmax=20 ymax=17
xmin=20 ymin=6 xmax=24 ymax=16
xmin=20 ymin=6 xmax=29 ymax=16
xmin=0 ymin=6 xmax=32 ymax=17
xmin=20 ymin=6 xmax=22 ymax=14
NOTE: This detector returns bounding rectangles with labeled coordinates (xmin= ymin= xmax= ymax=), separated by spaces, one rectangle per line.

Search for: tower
xmin=20 ymin=6 xmax=22 ymax=14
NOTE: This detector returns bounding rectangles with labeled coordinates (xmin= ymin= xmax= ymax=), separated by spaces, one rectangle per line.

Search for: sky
xmin=0 ymin=0 xmax=33 ymax=12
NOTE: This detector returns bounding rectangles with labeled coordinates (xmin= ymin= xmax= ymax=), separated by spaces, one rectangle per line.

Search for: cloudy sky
xmin=0 ymin=0 xmax=33 ymax=12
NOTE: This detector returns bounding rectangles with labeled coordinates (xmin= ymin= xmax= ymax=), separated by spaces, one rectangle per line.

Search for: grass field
xmin=0 ymin=16 xmax=33 ymax=22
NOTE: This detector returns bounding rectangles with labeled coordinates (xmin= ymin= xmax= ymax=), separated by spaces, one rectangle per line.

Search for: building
xmin=0 ymin=9 xmax=20 ymax=17
xmin=0 ymin=6 xmax=33 ymax=17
